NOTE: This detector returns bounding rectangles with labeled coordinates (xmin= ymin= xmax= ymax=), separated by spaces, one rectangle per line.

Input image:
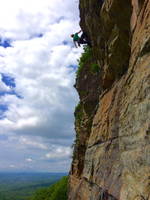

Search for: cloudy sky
xmin=0 ymin=0 xmax=82 ymax=172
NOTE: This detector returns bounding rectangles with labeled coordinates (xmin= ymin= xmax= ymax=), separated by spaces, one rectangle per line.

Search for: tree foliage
xmin=30 ymin=176 xmax=68 ymax=200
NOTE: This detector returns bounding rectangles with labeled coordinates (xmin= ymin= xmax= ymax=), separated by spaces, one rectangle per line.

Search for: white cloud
xmin=19 ymin=136 xmax=48 ymax=150
xmin=0 ymin=0 xmax=81 ymax=172
xmin=46 ymin=146 xmax=71 ymax=159
xmin=0 ymin=0 xmax=79 ymax=40
xmin=26 ymin=158 xmax=33 ymax=162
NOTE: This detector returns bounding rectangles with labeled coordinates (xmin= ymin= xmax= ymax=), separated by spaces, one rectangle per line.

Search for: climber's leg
xmin=78 ymin=33 xmax=92 ymax=47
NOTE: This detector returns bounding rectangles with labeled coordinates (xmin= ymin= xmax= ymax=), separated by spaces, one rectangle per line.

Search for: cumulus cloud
xmin=0 ymin=0 xmax=81 ymax=172
xmin=0 ymin=0 xmax=79 ymax=40
xmin=19 ymin=137 xmax=48 ymax=150
xmin=0 ymin=134 xmax=72 ymax=172
xmin=45 ymin=146 xmax=71 ymax=159
xmin=26 ymin=158 xmax=33 ymax=162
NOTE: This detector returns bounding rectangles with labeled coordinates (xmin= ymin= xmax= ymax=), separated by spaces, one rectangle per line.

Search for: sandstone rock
xmin=69 ymin=0 xmax=150 ymax=199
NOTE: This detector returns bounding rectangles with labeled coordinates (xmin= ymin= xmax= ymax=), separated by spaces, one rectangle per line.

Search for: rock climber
xmin=71 ymin=30 xmax=91 ymax=48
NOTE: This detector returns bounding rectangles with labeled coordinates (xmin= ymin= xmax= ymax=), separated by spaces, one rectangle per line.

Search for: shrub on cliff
xmin=74 ymin=103 xmax=83 ymax=122
xmin=76 ymin=46 xmax=92 ymax=77
xmin=90 ymin=63 xmax=100 ymax=74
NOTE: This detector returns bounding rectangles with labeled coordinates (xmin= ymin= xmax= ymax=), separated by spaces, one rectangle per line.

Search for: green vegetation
xmin=90 ymin=63 xmax=100 ymax=74
xmin=74 ymin=103 xmax=84 ymax=126
xmin=76 ymin=46 xmax=92 ymax=77
xmin=76 ymin=46 xmax=100 ymax=77
xmin=0 ymin=172 xmax=66 ymax=200
xmin=30 ymin=176 xmax=68 ymax=200
xmin=74 ymin=103 xmax=83 ymax=126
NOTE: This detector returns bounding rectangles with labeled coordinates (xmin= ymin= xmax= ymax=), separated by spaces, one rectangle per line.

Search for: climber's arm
xmin=77 ymin=30 xmax=82 ymax=34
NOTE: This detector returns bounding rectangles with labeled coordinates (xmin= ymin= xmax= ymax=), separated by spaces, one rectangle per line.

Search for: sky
xmin=0 ymin=0 xmax=82 ymax=172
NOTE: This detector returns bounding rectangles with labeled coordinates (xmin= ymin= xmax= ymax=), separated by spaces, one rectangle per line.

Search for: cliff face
xmin=69 ymin=0 xmax=150 ymax=200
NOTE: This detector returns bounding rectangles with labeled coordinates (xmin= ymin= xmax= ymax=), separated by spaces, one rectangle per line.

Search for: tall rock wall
xmin=69 ymin=0 xmax=150 ymax=200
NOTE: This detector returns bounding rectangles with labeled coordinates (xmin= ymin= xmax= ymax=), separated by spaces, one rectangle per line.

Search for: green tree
xmin=30 ymin=176 xmax=68 ymax=200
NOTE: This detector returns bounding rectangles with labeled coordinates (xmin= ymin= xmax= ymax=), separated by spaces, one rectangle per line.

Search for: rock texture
xmin=69 ymin=0 xmax=150 ymax=200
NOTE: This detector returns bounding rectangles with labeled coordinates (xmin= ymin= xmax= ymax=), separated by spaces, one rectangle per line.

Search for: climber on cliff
xmin=71 ymin=30 xmax=91 ymax=48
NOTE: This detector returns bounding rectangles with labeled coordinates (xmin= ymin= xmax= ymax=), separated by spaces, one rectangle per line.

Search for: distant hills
xmin=0 ymin=172 xmax=67 ymax=200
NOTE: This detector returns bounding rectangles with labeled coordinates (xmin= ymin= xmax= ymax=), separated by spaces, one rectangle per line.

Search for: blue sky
xmin=0 ymin=0 xmax=82 ymax=172
xmin=0 ymin=39 xmax=12 ymax=48
xmin=0 ymin=73 xmax=19 ymax=119
xmin=1 ymin=73 xmax=16 ymax=88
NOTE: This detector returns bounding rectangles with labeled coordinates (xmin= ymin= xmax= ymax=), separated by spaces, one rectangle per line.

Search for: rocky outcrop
xmin=69 ymin=0 xmax=150 ymax=200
